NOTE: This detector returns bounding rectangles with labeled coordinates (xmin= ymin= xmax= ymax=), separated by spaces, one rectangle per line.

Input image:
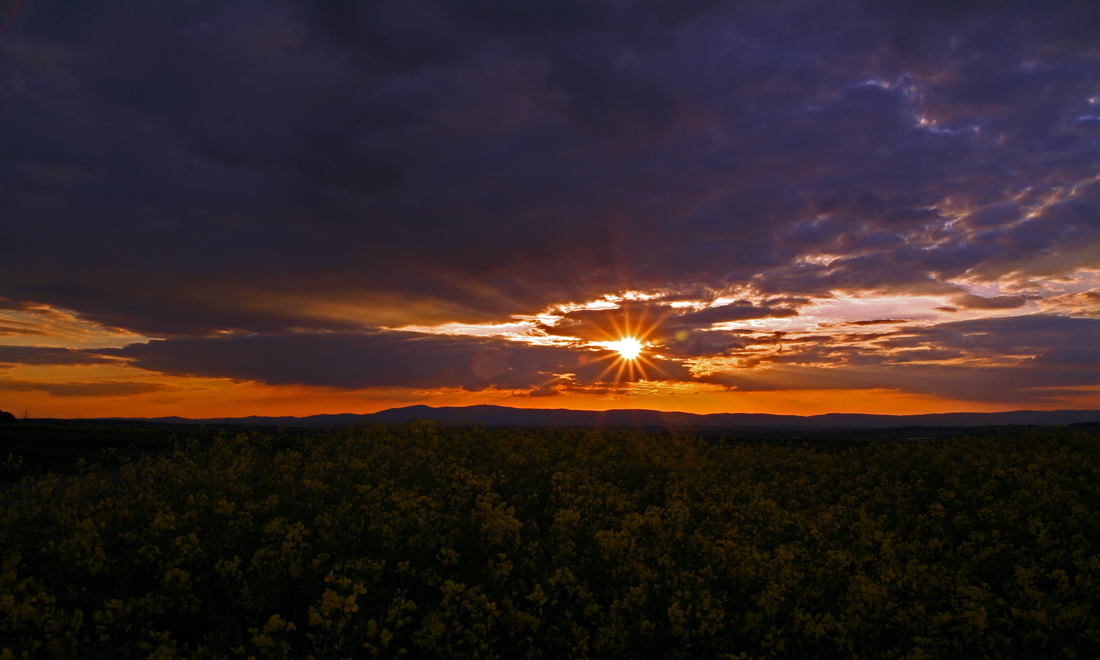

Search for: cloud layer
xmin=1 ymin=0 xmax=1099 ymax=409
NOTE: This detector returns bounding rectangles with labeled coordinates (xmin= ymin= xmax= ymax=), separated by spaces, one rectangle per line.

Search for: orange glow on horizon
xmin=3 ymin=363 xmax=1098 ymax=420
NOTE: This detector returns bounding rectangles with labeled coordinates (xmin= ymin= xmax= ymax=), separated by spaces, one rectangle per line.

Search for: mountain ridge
xmin=88 ymin=405 xmax=1100 ymax=429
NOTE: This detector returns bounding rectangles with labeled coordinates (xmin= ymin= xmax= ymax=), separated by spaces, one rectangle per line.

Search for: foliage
xmin=2 ymin=422 xmax=1099 ymax=659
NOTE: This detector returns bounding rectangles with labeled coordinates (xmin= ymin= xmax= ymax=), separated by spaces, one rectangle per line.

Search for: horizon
xmin=10 ymin=402 xmax=1100 ymax=428
xmin=2 ymin=1 xmax=1100 ymax=418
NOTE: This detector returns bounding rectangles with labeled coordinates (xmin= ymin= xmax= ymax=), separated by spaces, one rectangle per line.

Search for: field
xmin=2 ymin=421 xmax=1099 ymax=659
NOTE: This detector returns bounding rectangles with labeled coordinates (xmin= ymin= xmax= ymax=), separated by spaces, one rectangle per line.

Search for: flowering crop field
xmin=2 ymin=422 xmax=1099 ymax=659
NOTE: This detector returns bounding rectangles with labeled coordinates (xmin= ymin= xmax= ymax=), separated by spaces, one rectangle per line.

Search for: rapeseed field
xmin=2 ymin=422 xmax=1098 ymax=659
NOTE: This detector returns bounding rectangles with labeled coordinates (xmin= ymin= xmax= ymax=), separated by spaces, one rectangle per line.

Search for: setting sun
xmin=610 ymin=337 xmax=643 ymax=360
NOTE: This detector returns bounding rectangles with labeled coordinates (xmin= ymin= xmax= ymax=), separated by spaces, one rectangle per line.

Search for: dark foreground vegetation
xmin=2 ymin=422 xmax=1099 ymax=659
xmin=1 ymin=421 xmax=198 ymax=482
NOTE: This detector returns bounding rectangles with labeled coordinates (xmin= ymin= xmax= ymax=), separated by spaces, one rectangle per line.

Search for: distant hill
xmin=98 ymin=405 xmax=1100 ymax=429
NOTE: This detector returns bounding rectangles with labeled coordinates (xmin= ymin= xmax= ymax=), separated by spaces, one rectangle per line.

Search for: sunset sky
xmin=2 ymin=0 xmax=1100 ymax=418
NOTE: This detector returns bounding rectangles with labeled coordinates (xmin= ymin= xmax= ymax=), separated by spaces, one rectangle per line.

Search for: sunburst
xmin=585 ymin=304 xmax=672 ymax=383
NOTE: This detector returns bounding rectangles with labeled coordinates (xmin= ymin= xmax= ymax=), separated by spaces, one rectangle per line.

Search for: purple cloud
xmin=0 ymin=0 xmax=1097 ymax=406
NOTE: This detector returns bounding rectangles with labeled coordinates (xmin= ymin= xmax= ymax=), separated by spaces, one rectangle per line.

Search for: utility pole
xmin=22 ymin=407 xmax=28 ymax=420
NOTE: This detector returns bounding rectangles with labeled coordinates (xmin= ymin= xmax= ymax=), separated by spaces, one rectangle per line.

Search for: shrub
xmin=1 ymin=423 xmax=1098 ymax=659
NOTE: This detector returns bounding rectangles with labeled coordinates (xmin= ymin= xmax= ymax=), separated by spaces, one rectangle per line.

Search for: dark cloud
xmin=104 ymin=330 xmax=692 ymax=390
xmin=0 ymin=346 xmax=117 ymax=366
xmin=0 ymin=323 xmax=52 ymax=337
xmin=961 ymin=203 xmax=1021 ymax=229
xmin=843 ymin=319 xmax=910 ymax=326
xmin=539 ymin=300 xmax=799 ymax=346
xmin=668 ymin=302 xmax=800 ymax=328
xmin=951 ymin=293 xmax=1030 ymax=310
xmin=0 ymin=0 xmax=1098 ymax=404
xmin=0 ymin=379 xmax=173 ymax=397
xmin=701 ymin=315 xmax=1100 ymax=403
xmin=658 ymin=328 xmax=751 ymax=359
xmin=878 ymin=314 xmax=1086 ymax=351
xmin=0 ymin=0 xmax=1096 ymax=334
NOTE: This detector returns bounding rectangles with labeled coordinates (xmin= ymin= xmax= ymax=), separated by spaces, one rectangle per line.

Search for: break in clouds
xmin=1 ymin=0 xmax=1100 ymax=406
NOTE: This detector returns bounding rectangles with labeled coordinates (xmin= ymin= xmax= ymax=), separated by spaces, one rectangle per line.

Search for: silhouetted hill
xmin=95 ymin=405 xmax=1100 ymax=429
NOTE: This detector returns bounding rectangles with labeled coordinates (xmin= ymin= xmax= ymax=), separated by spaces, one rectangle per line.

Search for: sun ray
xmin=594 ymin=354 xmax=624 ymax=382
xmin=571 ymin=299 xmax=682 ymax=384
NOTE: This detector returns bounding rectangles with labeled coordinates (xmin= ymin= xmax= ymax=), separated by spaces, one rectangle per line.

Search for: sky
xmin=1 ymin=0 xmax=1100 ymax=418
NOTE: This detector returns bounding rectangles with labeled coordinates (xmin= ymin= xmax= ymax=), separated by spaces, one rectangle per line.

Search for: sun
xmin=578 ymin=302 xmax=674 ymax=383
xmin=609 ymin=337 xmax=643 ymax=361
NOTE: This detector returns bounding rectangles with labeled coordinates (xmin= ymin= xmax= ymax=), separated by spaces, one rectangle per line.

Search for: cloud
xmin=0 ymin=379 xmax=173 ymax=397
xmin=1040 ymin=290 xmax=1100 ymax=316
xmin=75 ymin=312 xmax=1096 ymax=405
xmin=0 ymin=311 xmax=1084 ymax=405
xmin=0 ymin=0 xmax=1098 ymax=409
xmin=0 ymin=345 xmax=118 ymax=366
xmin=667 ymin=302 xmax=801 ymax=327
xmin=951 ymin=293 xmax=1030 ymax=310
xmin=0 ymin=0 xmax=1096 ymax=339
xmin=843 ymin=319 xmax=910 ymax=326
xmin=0 ymin=323 xmax=52 ymax=337
xmin=538 ymin=300 xmax=800 ymax=344
xmin=104 ymin=330 xmax=692 ymax=390
xmin=697 ymin=314 xmax=1100 ymax=402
